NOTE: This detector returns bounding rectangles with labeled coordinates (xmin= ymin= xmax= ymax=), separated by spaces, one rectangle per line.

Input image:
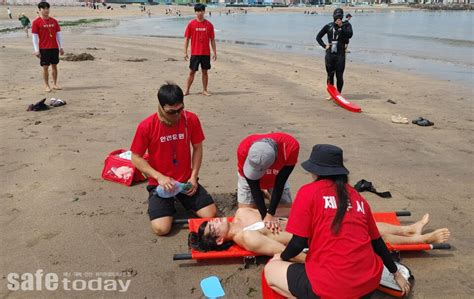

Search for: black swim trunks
xmin=39 ymin=48 xmax=59 ymax=66
xmin=189 ymin=55 xmax=211 ymax=71
xmin=146 ymin=184 xmax=214 ymax=220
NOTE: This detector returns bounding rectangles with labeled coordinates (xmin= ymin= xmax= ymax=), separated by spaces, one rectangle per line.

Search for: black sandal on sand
xmin=27 ymin=98 xmax=49 ymax=112
xmin=412 ymin=117 xmax=434 ymax=127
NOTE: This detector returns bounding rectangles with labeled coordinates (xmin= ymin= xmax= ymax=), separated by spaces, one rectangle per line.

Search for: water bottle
xmin=154 ymin=180 xmax=193 ymax=198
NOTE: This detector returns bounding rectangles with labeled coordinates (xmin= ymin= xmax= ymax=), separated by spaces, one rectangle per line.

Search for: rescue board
xmin=327 ymin=84 xmax=362 ymax=113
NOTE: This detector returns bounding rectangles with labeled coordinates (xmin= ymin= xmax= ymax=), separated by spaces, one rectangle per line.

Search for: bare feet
xmin=45 ymin=86 xmax=52 ymax=92
xmin=409 ymin=213 xmax=430 ymax=235
xmin=52 ymin=85 xmax=62 ymax=90
xmin=326 ymin=96 xmax=332 ymax=101
xmin=202 ymin=90 xmax=211 ymax=96
xmin=184 ymin=91 xmax=190 ymax=96
xmin=423 ymin=228 xmax=450 ymax=244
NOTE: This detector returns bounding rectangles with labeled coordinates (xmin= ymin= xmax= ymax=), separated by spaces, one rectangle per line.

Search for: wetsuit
xmin=316 ymin=21 xmax=353 ymax=93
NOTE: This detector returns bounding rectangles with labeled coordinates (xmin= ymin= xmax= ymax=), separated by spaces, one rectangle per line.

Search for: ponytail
xmin=319 ymin=175 xmax=349 ymax=234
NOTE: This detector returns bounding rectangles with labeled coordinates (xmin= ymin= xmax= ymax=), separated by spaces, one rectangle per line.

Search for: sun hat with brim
xmin=301 ymin=144 xmax=349 ymax=176
xmin=243 ymin=139 xmax=277 ymax=180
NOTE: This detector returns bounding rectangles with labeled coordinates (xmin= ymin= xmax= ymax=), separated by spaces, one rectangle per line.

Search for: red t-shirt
xmin=237 ymin=132 xmax=299 ymax=189
xmin=130 ymin=111 xmax=205 ymax=186
xmin=31 ymin=17 xmax=61 ymax=49
xmin=184 ymin=19 xmax=215 ymax=56
xmin=286 ymin=180 xmax=383 ymax=299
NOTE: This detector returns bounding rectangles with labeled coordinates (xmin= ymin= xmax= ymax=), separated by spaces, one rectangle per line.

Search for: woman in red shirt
xmin=264 ymin=144 xmax=410 ymax=299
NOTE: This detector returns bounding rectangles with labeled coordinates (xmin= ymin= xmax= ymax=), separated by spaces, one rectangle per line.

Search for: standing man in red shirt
xmin=130 ymin=83 xmax=217 ymax=236
xmin=237 ymin=132 xmax=300 ymax=222
xmin=184 ymin=4 xmax=216 ymax=96
xmin=31 ymin=2 xmax=64 ymax=92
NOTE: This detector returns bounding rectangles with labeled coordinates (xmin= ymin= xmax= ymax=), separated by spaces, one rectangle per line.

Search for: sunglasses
xmin=163 ymin=105 xmax=184 ymax=115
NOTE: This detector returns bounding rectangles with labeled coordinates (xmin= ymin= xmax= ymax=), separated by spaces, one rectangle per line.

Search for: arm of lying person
xmin=236 ymin=231 xmax=306 ymax=263
xmin=131 ymin=153 xmax=174 ymax=191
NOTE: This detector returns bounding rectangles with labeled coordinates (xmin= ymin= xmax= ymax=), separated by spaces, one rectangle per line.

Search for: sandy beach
xmin=0 ymin=5 xmax=473 ymax=299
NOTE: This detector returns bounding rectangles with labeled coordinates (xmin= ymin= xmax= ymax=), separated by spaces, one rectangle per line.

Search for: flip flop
xmin=412 ymin=117 xmax=424 ymax=124
xmin=412 ymin=117 xmax=434 ymax=126
xmin=50 ymin=98 xmax=66 ymax=107
xmin=391 ymin=114 xmax=409 ymax=124
xmin=416 ymin=119 xmax=434 ymax=126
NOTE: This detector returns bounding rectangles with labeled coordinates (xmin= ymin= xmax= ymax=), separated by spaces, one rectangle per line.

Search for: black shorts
xmin=146 ymin=184 xmax=214 ymax=220
xmin=189 ymin=55 xmax=211 ymax=71
xmin=40 ymin=48 xmax=59 ymax=66
xmin=287 ymin=263 xmax=375 ymax=299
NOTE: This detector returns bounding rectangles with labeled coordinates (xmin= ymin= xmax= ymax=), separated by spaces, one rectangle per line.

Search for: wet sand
xmin=0 ymin=9 xmax=473 ymax=299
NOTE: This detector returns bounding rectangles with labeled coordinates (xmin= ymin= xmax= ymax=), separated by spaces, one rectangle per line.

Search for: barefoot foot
xmin=184 ymin=91 xmax=190 ymax=96
xmin=202 ymin=90 xmax=211 ymax=96
xmin=45 ymin=86 xmax=52 ymax=92
xmin=410 ymin=213 xmax=430 ymax=235
xmin=424 ymin=228 xmax=450 ymax=244
xmin=52 ymin=85 xmax=62 ymax=90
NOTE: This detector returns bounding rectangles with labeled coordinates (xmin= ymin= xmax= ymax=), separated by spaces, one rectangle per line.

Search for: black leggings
xmin=325 ymin=52 xmax=346 ymax=93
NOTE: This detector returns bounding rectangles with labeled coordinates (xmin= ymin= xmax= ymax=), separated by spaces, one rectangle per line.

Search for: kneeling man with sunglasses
xmin=131 ymin=82 xmax=217 ymax=236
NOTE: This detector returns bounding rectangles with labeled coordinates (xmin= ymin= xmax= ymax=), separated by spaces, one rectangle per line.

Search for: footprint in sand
xmin=26 ymin=232 xmax=60 ymax=248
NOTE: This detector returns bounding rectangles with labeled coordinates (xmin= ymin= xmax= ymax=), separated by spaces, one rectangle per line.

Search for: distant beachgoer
xmin=209 ymin=11 xmax=211 ymax=17
xmin=147 ymin=9 xmax=151 ymax=17
xmin=7 ymin=7 xmax=12 ymax=19
xmin=344 ymin=13 xmax=353 ymax=53
xmin=316 ymin=8 xmax=353 ymax=94
xmin=32 ymin=1 xmax=64 ymax=92
xmin=184 ymin=3 xmax=216 ymax=96
xmin=18 ymin=13 xmax=31 ymax=38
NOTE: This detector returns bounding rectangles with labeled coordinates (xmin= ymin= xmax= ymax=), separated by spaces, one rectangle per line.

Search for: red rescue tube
xmin=327 ymin=84 xmax=362 ymax=113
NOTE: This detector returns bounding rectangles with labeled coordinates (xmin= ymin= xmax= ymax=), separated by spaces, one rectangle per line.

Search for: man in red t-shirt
xmin=31 ymin=2 xmax=64 ymax=92
xmin=130 ymin=83 xmax=217 ymax=236
xmin=184 ymin=3 xmax=216 ymax=96
xmin=237 ymin=132 xmax=300 ymax=223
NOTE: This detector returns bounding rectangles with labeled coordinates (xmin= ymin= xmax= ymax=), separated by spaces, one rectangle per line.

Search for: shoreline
xmin=3 ymin=6 xmax=470 ymax=86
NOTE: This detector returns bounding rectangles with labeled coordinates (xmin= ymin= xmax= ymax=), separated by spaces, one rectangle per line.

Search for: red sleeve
xmin=286 ymin=186 xmax=313 ymax=238
xmin=31 ymin=19 xmax=38 ymax=34
xmin=189 ymin=114 xmax=205 ymax=145
xmin=286 ymin=140 xmax=300 ymax=165
xmin=55 ymin=19 xmax=61 ymax=32
xmin=209 ymin=22 xmax=215 ymax=39
xmin=130 ymin=122 xmax=149 ymax=156
xmin=236 ymin=142 xmax=247 ymax=175
xmin=184 ymin=21 xmax=191 ymax=38
xmin=364 ymin=198 xmax=381 ymax=240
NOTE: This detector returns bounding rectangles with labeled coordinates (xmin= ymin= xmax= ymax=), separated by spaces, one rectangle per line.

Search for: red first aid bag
xmin=101 ymin=149 xmax=148 ymax=186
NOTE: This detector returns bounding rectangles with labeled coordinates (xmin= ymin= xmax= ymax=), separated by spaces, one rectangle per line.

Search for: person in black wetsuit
xmin=316 ymin=8 xmax=353 ymax=93
xmin=344 ymin=13 xmax=353 ymax=52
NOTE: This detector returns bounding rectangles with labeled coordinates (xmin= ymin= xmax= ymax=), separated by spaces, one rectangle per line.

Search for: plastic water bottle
xmin=154 ymin=181 xmax=193 ymax=198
